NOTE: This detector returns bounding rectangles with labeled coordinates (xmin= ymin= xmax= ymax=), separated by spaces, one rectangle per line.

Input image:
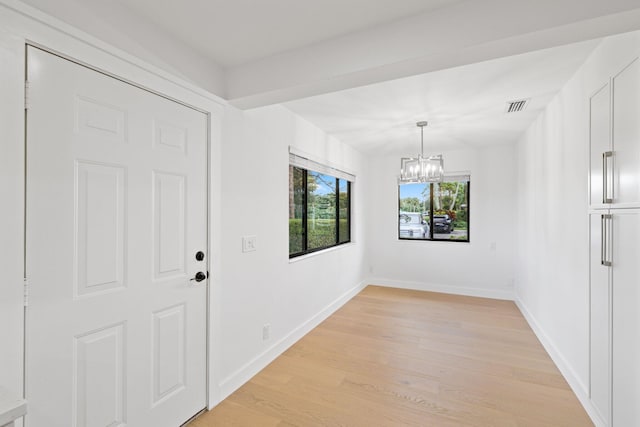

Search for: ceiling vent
xmin=505 ymin=98 xmax=530 ymax=113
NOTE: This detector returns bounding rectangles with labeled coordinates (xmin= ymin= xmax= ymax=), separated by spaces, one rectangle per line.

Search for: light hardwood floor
xmin=191 ymin=286 xmax=593 ymax=426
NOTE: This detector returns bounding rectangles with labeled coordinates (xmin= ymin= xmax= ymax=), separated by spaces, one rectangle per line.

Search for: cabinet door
xmin=611 ymin=210 xmax=640 ymax=426
xmin=590 ymin=213 xmax=611 ymax=423
xmin=590 ymin=83 xmax=611 ymax=207
xmin=612 ymin=58 xmax=640 ymax=206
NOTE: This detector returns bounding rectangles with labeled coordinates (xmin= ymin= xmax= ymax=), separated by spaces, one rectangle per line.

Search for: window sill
xmin=289 ymin=242 xmax=356 ymax=263
xmin=398 ymin=238 xmax=471 ymax=244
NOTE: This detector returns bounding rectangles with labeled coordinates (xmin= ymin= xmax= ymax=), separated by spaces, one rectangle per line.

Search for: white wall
xmin=366 ymin=145 xmax=517 ymax=300
xmin=211 ymin=104 xmax=369 ymax=400
xmin=514 ymin=30 xmax=640 ymax=423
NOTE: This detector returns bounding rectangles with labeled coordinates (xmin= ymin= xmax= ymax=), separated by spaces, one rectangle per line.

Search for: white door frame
xmin=0 ymin=0 xmax=226 ymax=414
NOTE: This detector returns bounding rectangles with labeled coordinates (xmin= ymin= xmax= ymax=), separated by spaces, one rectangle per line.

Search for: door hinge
xmin=24 ymin=80 xmax=31 ymax=110
xmin=23 ymin=277 xmax=29 ymax=307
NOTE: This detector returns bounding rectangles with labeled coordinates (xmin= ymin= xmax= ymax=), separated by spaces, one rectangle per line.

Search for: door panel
xmin=611 ymin=210 xmax=640 ymax=426
xmin=589 ymin=213 xmax=611 ymax=423
xmin=612 ymin=58 xmax=640 ymax=206
xmin=76 ymin=96 xmax=128 ymax=142
xmin=26 ymin=47 xmax=208 ymax=427
xmin=589 ymin=83 xmax=611 ymax=208
xmin=74 ymin=323 xmax=126 ymax=427
xmin=153 ymin=172 xmax=187 ymax=280
xmin=76 ymin=162 xmax=126 ymax=296
xmin=152 ymin=304 xmax=187 ymax=405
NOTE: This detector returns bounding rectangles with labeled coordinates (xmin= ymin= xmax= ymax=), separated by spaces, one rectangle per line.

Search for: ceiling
xmin=284 ymin=39 xmax=600 ymax=155
xmin=116 ymin=0 xmax=462 ymax=67
xmin=10 ymin=0 xmax=639 ymax=155
xmin=15 ymin=0 xmax=640 ymax=106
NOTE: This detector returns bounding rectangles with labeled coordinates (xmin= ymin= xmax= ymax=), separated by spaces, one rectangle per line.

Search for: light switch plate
xmin=242 ymin=235 xmax=257 ymax=252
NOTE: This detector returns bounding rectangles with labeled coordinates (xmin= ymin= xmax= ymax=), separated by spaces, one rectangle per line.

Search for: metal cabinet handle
xmin=602 ymin=151 xmax=613 ymax=204
xmin=600 ymin=214 xmax=605 ymax=265
xmin=602 ymin=152 xmax=606 ymax=204
xmin=601 ymin=214 xmax=612 ymax=267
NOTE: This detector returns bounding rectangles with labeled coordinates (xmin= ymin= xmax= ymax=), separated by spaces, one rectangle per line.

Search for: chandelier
xmin=399 ymin=121 xmax=444 ymax=183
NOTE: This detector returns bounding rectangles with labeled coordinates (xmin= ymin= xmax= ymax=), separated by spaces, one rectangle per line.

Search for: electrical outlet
xmin=242 ymin=235 xmax=257 ymax=252
xmin=262 ymin=323 xmax=271 ymax=341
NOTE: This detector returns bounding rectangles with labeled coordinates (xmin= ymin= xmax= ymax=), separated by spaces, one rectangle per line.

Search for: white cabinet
xmin=589 ymin=83 xmax=611 ymax=208
xmin=589 ymin=213 xmax=610 ymax=422
xmin=590 ymin=57 xmax=640 ymax=209
xmin=589 ymin=210 xmax=640 ymax=426
xmin=589 ymin=54 xmax=640 ymax=425
xmin=610 ymin=210 xmax=640 ymax=426
xmin=612 ymin=59 xmax=640 ymax=207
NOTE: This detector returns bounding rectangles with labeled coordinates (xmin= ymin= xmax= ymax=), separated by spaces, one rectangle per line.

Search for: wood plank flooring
xmin=191 ymin=286 xmax=592 ymax=426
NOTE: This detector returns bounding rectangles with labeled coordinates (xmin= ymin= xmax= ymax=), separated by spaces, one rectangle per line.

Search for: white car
xmin=399 ymin=212 xmax=429 ymax=239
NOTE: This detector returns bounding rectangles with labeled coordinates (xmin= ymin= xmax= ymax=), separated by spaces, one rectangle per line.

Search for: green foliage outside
xmin=308 ymin=194 xmax=336 ymax=219
xmin=435 ymin=182 xmax=465 ymax=211
xmin=338 ymin=218 xmax=349 ymax=243
xmin=289 ymin=219 xmax=304 ymax=254
xmin=289 ymin=218 xmax=349 ymax=254
xmin=453 ymin=219 xmax=468 ymax=231
xmin=308 ymin=219 xmax=337 ymax=250
xmin=399 ymin=197 xmax=426 ymax=213
xmin=450 ymin=234 xmax=468 ymax=241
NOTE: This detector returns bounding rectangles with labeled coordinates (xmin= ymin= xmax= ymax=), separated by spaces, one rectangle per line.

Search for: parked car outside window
xmin=399 ymin=212 xmax=429 ymax=239
xmin=433 ymin=214 xmax=453 ymax=234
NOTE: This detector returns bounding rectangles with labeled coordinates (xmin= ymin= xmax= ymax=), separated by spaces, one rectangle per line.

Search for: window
xmin=398 ymin=176 xmax=469 ymax=242
xmin=289 ymin=165 xmax=352 ymax=258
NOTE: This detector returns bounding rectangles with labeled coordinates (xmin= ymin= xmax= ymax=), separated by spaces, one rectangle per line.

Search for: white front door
xmin=25 ymin=46 xmax=208 ymax=427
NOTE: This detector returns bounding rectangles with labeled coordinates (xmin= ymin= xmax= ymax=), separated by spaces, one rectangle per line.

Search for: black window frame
xmin=398 ymin=179 xmax=470 ymax=243
xmin=289 ymin=167 xmax=351 ymax=258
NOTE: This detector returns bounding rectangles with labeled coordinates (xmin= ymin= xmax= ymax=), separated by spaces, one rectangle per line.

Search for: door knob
xmin=190 ymin=271 xmax=207 ymax=282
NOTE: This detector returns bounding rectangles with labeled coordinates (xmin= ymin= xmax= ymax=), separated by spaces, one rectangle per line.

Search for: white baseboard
xmin=369 ymin=278 xmax=515 ymax=301
xmin=515 ymin=298 xmax=606 ymax=427
xmin=214 ymin=280 xmax=367 ymax=404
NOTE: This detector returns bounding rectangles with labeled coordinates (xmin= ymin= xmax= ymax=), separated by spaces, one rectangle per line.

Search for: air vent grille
xmin=505 ymin=99 xmax=530 ymax=113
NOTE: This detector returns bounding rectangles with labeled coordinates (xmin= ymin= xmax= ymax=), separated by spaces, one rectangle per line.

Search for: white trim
xmin=288 ymin=242 xmax=356 ymax=263
xmin=216 ymin=280 xmax=367 ymax=401
xmin=370 ymin=278 xmax=514 ymax=300
xmin=442 ymin=172 xmax=471 ymax=182
xmin=515 ymin=297 xmax=606 ymax=427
